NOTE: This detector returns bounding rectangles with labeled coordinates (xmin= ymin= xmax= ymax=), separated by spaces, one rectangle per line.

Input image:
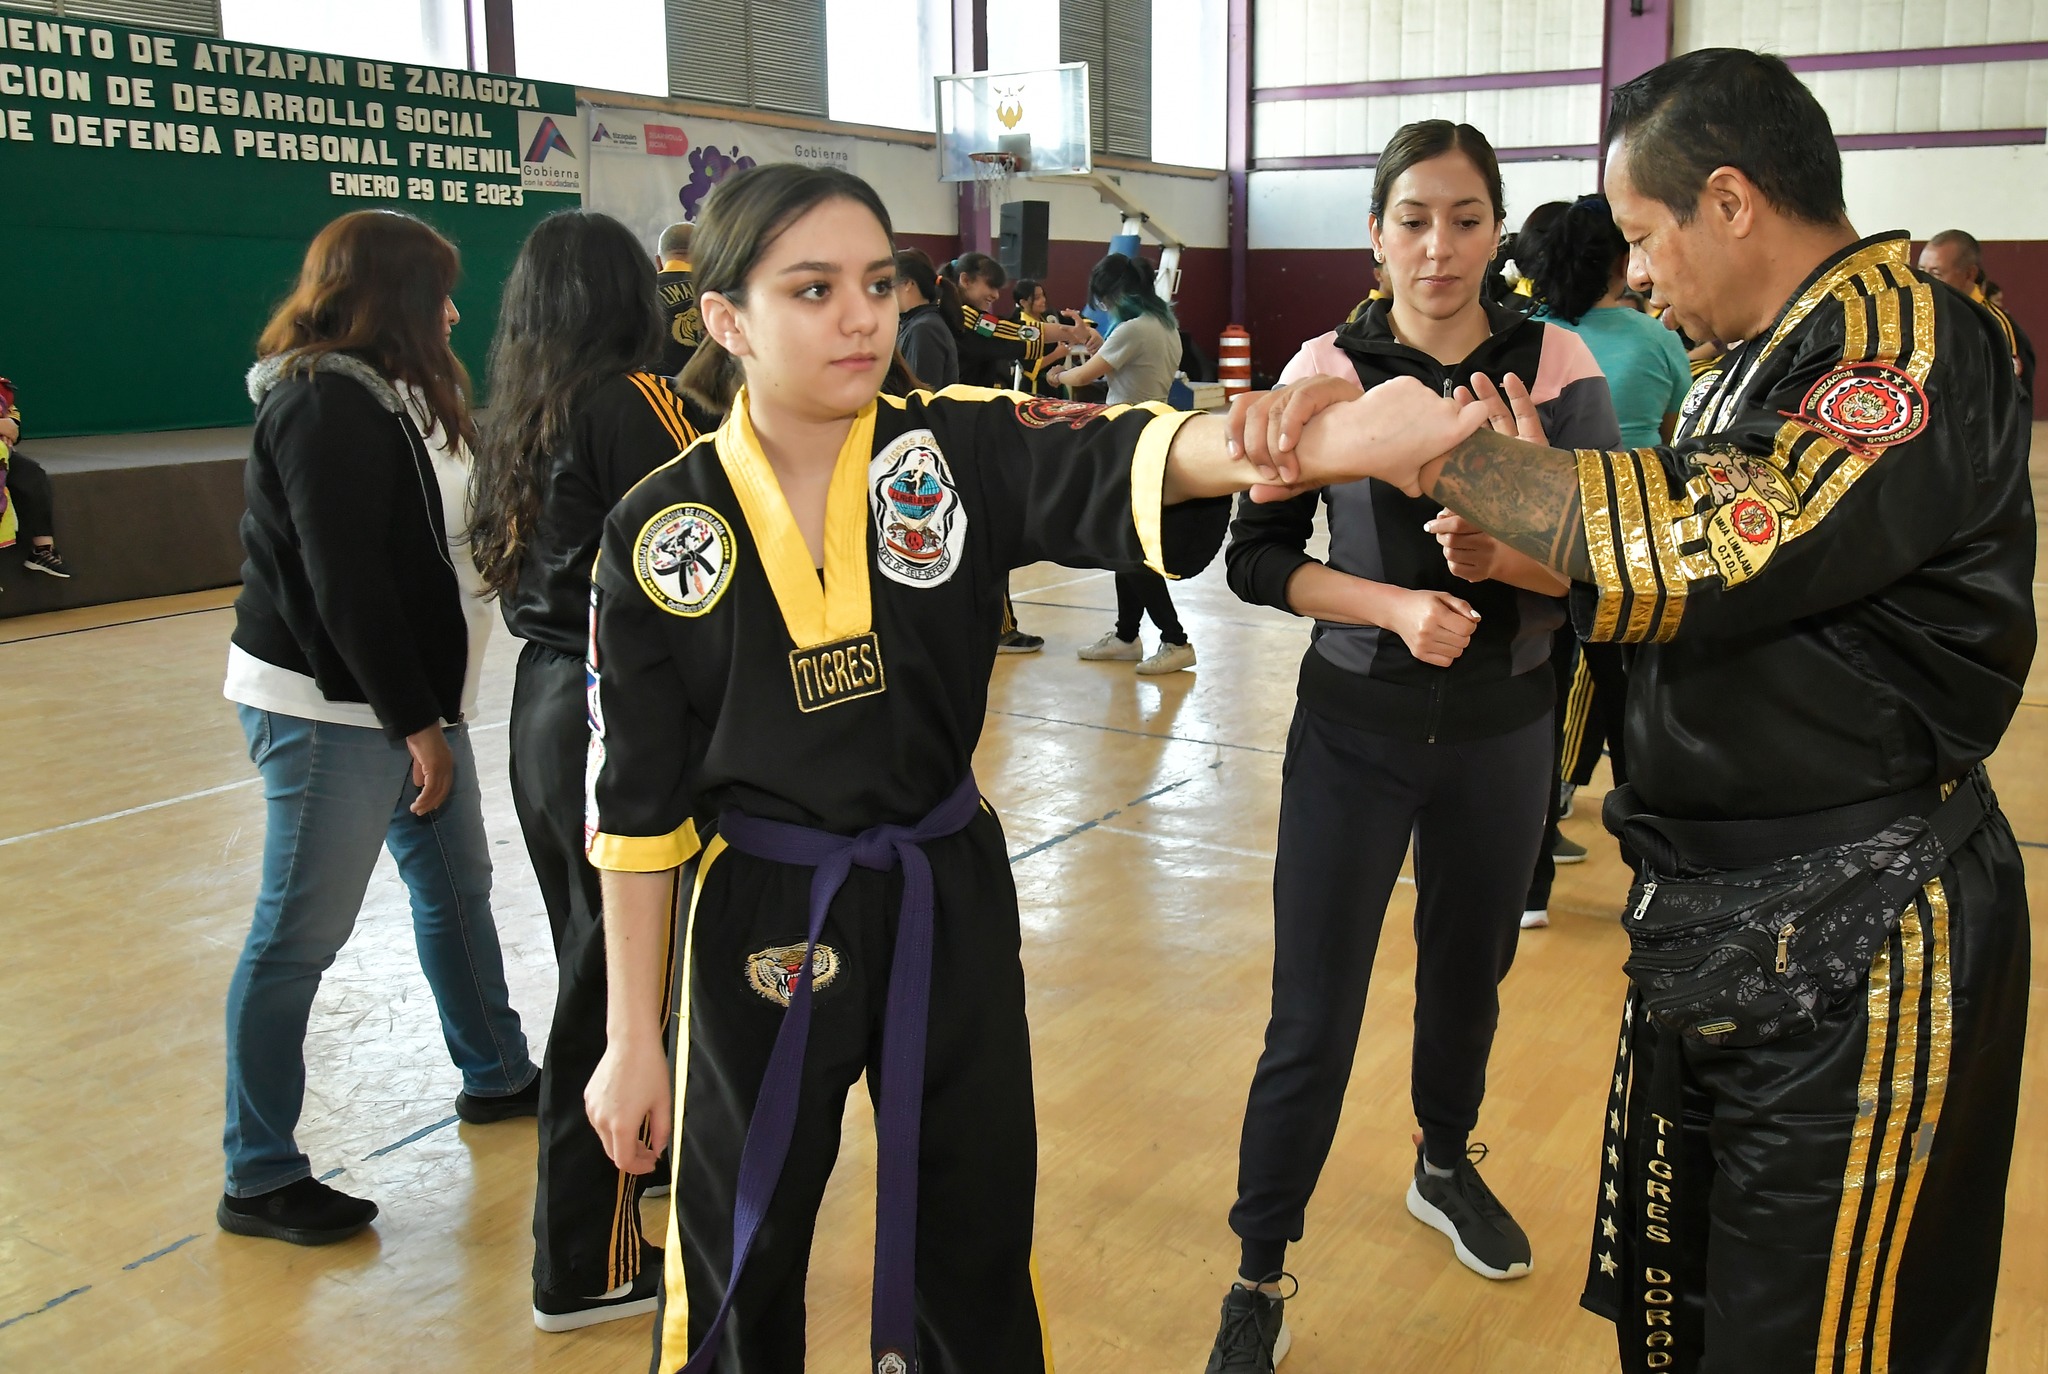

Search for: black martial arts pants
xmin=1526 ymin=623 xmax=1579 ymax=915
xmin=509 ymin=643 xmax=664 ymax=1296
xmin=649 ymin=809 xmax=1048 ymax=1374
xmin=1585 ymin=811 xmax=2030 ymax=1373
xmin=1114 ymin=569 xmax=1186 ymax=644
xmin=1230 ymin=703 xmax=1551 ymax=1273
xmin=1562 ymin=642 xmax=1629 ymax=788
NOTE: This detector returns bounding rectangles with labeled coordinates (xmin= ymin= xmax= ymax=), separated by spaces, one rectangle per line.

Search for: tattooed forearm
xmin=1422 ymin=429 xmax=1591 ymax=582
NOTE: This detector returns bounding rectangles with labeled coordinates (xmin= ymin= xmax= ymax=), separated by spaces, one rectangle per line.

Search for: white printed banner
xmin=583 ymin=104 xmax=858 ymax=251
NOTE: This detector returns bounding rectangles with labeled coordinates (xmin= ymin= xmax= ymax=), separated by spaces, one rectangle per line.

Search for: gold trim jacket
xmin=1570 ymin=233 xmax=2036 ymax=821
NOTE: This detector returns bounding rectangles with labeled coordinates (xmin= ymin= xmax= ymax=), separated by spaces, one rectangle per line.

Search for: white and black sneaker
xmin=1202 ymin=1276 xmax=1294 ymax=1372
xmin=1405 ymin=1144 xmax=1532 ymax=1280
xmin=533 ymin=1242 xmax=663 ymax=1332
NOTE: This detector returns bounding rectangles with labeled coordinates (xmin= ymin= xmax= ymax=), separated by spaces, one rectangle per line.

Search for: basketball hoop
xmin=968 ymin=151 xmax=1018 ymax=210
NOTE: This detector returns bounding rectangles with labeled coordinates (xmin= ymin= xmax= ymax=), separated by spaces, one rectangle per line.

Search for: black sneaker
xmin=23 ymin=545 xmax=70 ymax=578
xmin=997 ymin=628 xmax=1046 ymax=654
xmin=1405 ymin=1143 xmax=1532 ymax=1280
xmin=534 ymin=1242 xmax=663 ymax=1332
xmin=1202 ymin=1276 xmax=1294 ymax=1372
xmin=1552 ymin=833 xmax=1588 ymax=865
xmin=455 ymin=1071 xmax=540 ymax=1124
xmin=217 ymin=1177 xmax=377 ymax=1246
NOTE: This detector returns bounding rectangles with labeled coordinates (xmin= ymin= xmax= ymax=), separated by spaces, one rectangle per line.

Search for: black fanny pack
xmin=1606 ymin=769 xmax=1993 ymax=1048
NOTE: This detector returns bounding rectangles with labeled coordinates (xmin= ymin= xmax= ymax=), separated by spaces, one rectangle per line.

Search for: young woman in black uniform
xmin=468 ymin=209 xmax=714 ymax=1332
xmin=1205 ymin=120 xmax=1621 ymax=1372
xmin=574 ymin=163 xmax=1446 ymax=1374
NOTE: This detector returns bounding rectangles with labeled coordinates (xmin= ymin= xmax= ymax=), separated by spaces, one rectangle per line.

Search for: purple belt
xmin=684 ymin=774 xmax=983 ymax=1374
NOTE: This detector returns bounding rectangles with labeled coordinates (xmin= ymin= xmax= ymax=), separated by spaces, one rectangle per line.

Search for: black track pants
xmin=1113 ymin=569 xmax=1185 ymax=643
xmin=1230 ymin=703 xmax=1551 ymax=1251
xmin=1586 ymin=815 xmax=2030 ymax=1374
xmin=5 ymin=450 xmax=54 ymax=541
xmin=648 ymin=810 xmax=1049 ymax=1374
xmin=510 ymin=643 xmax=662 ymax=1295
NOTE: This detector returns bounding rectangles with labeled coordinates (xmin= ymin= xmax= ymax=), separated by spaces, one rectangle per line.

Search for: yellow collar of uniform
xmin=1969 ymin=282 xmax=1988 ymax=303
xmin=714 ymin=387 xmax=874 ymax=648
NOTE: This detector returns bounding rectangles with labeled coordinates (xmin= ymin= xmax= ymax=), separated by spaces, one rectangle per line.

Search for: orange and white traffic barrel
xmin=1218 ymin=325 xmax=1252 ymax=401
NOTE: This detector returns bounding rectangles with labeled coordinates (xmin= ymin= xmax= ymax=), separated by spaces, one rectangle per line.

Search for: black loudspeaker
xmin=998 ymin=200 xmax=1051 ymax=284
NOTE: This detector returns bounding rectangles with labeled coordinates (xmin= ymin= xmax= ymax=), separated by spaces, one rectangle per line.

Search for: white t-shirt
xmin=224 ymin=383 xmax=492 ymax=731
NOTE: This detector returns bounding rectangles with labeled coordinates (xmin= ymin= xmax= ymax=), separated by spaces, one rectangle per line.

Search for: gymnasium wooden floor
xmin=3 ymin=482 xmax=2044 ymax=1372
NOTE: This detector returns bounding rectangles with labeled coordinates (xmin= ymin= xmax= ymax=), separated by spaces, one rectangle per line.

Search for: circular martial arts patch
xmin=746 ymin=942 xmax=842 ymax=1006
xmin=634 ymin=502 xmax=736 ymax=617
xmin=869 ymin=429 xmax=966 ymax=588
xmin=1800 ymin=362 xmax=1928 ymax=450
xmin=1680 ymin=368 xmax=1721 ymax=423
xmin=1014 ymin=396 xmax=1107 ymax=429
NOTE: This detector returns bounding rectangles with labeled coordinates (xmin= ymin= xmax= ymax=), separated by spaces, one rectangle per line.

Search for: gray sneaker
xmin=1202 ymin=1279 xmax=1293 ymax=1372
xmin=1406 ymin=1143 xmax=1532 ymax=1280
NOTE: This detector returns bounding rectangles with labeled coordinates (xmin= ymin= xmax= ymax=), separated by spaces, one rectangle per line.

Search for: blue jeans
xmin=224 ymin=706 xmax=537 ymax=1196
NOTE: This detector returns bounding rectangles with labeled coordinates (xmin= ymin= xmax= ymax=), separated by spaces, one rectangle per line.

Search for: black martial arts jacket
xmin=584 ymin=387 xmax=1229 ymax=866
xmin=1573 ymin=232 xmax=2035 ymax=821
xmin=498 ymin=370 xmax=709 ymax=659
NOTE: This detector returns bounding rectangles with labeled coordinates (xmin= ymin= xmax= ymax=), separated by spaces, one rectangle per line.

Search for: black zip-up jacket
xmin=1228 ymin=298 xmax=1620 ymax=742
xmin=500 ymin=370 xmax=708 ymax=658
xmin=232 ymin=351 xmax=466 ymax=741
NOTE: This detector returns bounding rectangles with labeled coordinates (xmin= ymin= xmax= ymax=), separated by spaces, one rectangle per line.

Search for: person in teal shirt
xmin=1522 ymin=195 xmax=1693 ymax=447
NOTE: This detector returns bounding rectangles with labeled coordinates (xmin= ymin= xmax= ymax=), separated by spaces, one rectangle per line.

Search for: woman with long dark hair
xmin=1053 ymin=253 xmax=1197 ymax=673
xmin=219 ymin=209 xmax=537 ymax=1247
xmin=468 ymin=208 xmax=710 ymax=1331
xmin=1208 ymin=121 xmax=1620 ymax=1369
xmin=891 ymin=247 xmax=959 ymax=390
xmin=576 ymin=161 xmax=1415 ymax=1374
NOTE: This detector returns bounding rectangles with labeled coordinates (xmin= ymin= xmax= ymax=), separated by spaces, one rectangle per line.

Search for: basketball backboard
xmin=935 ymin=63 xmax=1092 ymax=183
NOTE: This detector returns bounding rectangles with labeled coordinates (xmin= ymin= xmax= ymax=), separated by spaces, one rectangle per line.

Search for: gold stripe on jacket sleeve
xmin=1576 ymin=448 xmax=1629 ymax=643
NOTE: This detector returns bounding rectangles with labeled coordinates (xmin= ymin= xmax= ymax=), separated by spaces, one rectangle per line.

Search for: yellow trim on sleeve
xmin=1130 ymin=408 xmax=1201 ymax=576
xmin=588 ymin=818 xmax=702 ymax=873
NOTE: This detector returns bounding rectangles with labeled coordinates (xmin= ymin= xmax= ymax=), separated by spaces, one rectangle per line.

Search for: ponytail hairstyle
xmin=258 ymin=209 xmax=473 ymax=447
xmin=677 ymin=162 xmax=897 ymax=413
xmin=893 ymin=246 xmax=960 ymax=319
xmin=943 ymin=251 xmax=1005 ymax=290
xmin=469 ymin=209 xmax=662 ymax=597
xmin=1088 ymin=252 xmax=1174 ymax=327
xmin=1523 ymin=195 xmax=1627 ymax=324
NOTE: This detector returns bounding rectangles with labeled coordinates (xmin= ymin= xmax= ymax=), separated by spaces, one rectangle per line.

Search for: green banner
xmin=0 ymin=6 xmax=581 ymax=435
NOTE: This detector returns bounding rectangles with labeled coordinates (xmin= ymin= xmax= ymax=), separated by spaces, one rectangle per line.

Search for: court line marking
xmin=121 ymin=1235 xmax=198 ymax=1271
xmin=987 ymin=708 xmax=1285 ymax=756
xmin=1009 ymin=776 xmax=1199 ymax=864
xmin=0 ymin=601 xmax=234 ymax=646
xmin=364 ymin=1114 xmax=460 ymax=1159
xmin=1012 ymin=569 xmax=1112 ymax=596
xmin=0 ymin=777 xmax=260 ymax=848
xmin=0 ymin=1285 xmax=91 ymax=1332
xmin=0 ymin=721 xmax=511 ymax=848
xmin=1014 ymin=597 xmax=1303 ymax=635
